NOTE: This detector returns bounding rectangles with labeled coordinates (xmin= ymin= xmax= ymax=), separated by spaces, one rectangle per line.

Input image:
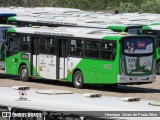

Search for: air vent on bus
xmin=121 ymin=97 xmax=141 ymax=102
xmin=36 ymin=89 xmax=73 ymax=95
xmin=83 ymin=93 xmax=102 ymax=98
xmin=12 ymin=86 xmax=30 ymax=90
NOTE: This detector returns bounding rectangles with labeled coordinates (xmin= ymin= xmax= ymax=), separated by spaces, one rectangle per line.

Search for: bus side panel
xmin=6 ymin=52 xmax=31 ymax=76
xmin=67 ymin=58 xmax=120 ymax=84
xmin=38 ymin=54 xmax=57 ymax=79
xmin=17 ymin=52 xmax=31 ymax=76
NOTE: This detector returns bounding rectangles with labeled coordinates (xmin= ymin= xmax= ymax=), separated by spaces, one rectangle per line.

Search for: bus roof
xmin=8 ymin=16 xmax=145 ymax=31
xmin=142 ymin=25 xmax=160 ymax=30
xmin=0 ymin=24 xmax=15 ymax=27
xmin=0 ymin=87 xmax=159 ymax=119
xmin=7 ymin=26 xmax=138 ymax=40
xmin=0 ymin=11 xmax=16 ymax=16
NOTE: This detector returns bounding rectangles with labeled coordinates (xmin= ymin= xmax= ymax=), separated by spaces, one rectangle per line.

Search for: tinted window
xmin=101 ymin=41 xmax=116 ymax=60
xmin=2 ymin=30 xmax=7 ymax=39
xmin=9 ymin=36 xmax=20 ymax=52
xmin=85 ymin=40 xmax=100 ymax=58
xmin=70 ymin=39 xmax=84 ymax=57
xmin=40 ymin=37 xmax=55 ymax=54
xmin=127 ymin=28 xmax=142 ymax=35
xmin=21 ymin=35 xmax=30 ymax=52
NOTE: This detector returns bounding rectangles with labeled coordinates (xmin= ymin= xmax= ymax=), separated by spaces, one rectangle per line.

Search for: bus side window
xmin=40 ymin=37 xmax=55 ymax=54
xmin=2 ymin=30 xmax=7 ymax=39
xmin=85 ymin=40 xmax=100 ymax=59
xmin=9 ymin=37 xmax=20 ymax=52
xmin=101 ymin=41 xmax=116 ymax=60
xmin=21 ymin=35 xmax=30 ymax=52
xmin=69 ymin=39 xmax=84 ymax=57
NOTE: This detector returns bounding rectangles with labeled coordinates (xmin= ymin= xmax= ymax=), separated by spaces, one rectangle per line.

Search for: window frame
xmin=69 ymin=39 xmax=84 ymax=58
xmin=84 ymin=39 xmax=101 ymax=59
xmin=40 ymin=36 xmax=56 ymax=55
xmin=20 ymin=35 xmax=31 ymax=52
xmin=100 ymin=40 xmax=117 ymax=61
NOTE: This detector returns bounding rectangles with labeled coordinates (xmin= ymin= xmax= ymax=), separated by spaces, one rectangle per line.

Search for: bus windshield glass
xmin=127 ymin=28 xmax=142 ymax=35
xmin=123 ymin=37 xmax=153 ymax=55
xmin=0 ymin=41 xmax=5 ymax=60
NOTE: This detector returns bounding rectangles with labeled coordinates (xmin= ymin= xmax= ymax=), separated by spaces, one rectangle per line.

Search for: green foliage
xmin=0 ymin=0 xmax=160 ymax=13
xmin=140 ymin=0 xmax=160 ymax=13
xmin=115 ymin=2 xmax=139 ymax=13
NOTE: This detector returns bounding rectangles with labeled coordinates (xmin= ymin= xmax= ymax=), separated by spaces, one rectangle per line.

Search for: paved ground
xmin=0 ymin=70 xmax=160 ymax=101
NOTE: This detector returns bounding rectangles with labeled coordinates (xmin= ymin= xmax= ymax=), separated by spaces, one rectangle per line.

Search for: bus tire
xmin=73 ymin=71 xmax=84 ymax=89
xmin=156 ymin=61 xmax=160 ymax=75
xmin=19 ymin=65 xmax=29 ymax=82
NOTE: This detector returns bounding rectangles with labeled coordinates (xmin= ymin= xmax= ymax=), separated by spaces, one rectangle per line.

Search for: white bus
xmin=0 ymin=86 xmax=160 ymax=120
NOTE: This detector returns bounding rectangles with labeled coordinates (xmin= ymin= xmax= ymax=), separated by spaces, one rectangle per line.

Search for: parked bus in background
xmin=0 ymin=11 xmax=16 ymax=24
xmin=5 ymin=26 xmax=156 ymax=88
xmin=142 ymin=25 xmax=160 ymax=74
xmin=0 ymin=24 xmax=15 ymax=69
xmin=106 ymin=24 xmax=143 ymax=35
xmin=8 ymin=16 xmax=144 ymax=35
xmin=1 ymin=86 xmax=160 ymax=120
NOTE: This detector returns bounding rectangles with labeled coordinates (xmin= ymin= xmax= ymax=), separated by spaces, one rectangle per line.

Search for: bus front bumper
xmin=118 ymin=74 xmax=156 ymax=84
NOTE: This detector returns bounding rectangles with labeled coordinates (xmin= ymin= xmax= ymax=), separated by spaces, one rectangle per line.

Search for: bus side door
xmin=6 ymin=34 xmax=20 ymax=75
xmin=57 ymin=38 xmax=68 ymax=79
xmin=30 ymin=36 xmax=40 ymax=77
xmin=38 ymin=37 xmax=57 ymax=79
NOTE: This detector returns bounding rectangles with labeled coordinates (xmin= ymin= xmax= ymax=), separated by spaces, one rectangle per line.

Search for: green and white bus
xmin=6 ymin=26 xmax=156 ymax=88
xmin=8 ymin=16 xmax=144 ymax=35
xmin=142 ymin=25 xmax=160 ymax=74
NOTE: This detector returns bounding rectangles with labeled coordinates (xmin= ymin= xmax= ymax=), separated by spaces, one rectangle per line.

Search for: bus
xmin=0 ymin=24 xmax=15 ymax=69
xmin=0 ymin=86 xmax=160 ymax=120
xmin=0 ymin=11 xmax=16 ymax=24
xmin=8 ymin=16 xmax=144 ymax=35
xmin=106 ymin=24 xmax=143 ymax=35
xmin=142 ymin=25 xmax=160 ymax=74
xmin=5 ymin=26 xmax=156 ymax=88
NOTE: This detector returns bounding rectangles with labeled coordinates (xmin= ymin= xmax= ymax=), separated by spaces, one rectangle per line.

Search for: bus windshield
xmin=0 ymin=41 xmax=5 ymax=60
xmin=127 ymin=28 xmax=142 ymax=35
xmin=123 ymin=37 xmax=153 ymax=55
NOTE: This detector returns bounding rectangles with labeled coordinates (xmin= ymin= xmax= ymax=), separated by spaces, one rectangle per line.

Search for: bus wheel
xmin=19 ymin=65 xmax=29 ymax=82
xmin=156 ymin=62 xmax=160 ymax=75
xmin=73 ymin=71 xmax=84 ymax=89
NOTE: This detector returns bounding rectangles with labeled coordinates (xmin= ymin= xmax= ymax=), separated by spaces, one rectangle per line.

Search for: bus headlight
xmin=120 ymin=60 xmax=125 ymax=75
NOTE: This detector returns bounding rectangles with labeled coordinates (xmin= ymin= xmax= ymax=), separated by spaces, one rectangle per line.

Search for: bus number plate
xmin=104 ymin=64 xmax=112 ymax=69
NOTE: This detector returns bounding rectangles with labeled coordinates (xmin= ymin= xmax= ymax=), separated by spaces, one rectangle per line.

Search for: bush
xmin=116 ymin=2 xmax=139 ymax=13
xmin=1 ymin=0 xmax=160 ymax=13
xmin=140 ymin=0 xmax=160 ymax=13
